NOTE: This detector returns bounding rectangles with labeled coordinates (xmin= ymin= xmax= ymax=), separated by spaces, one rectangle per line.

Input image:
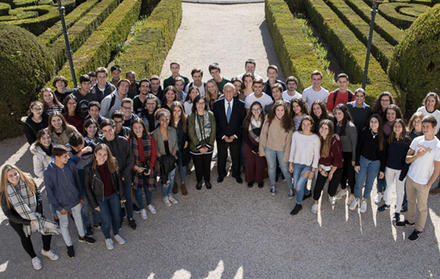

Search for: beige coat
xmin=259 ymin=116 xmax=292 ymax=162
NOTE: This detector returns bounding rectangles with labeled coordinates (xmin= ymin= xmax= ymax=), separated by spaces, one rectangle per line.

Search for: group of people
xmin=2 ymin=59 xmax=440 ymax=271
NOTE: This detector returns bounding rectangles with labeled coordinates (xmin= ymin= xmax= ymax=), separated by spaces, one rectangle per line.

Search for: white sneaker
xmin=335 ymin=189 xmax=347 ymax=200
xmin=41 ymin=249 xmax=59 ymax=261
xmin=329 ymin=196 xmax=336 ymax=206
xmin=140 ymin=209 xmax=148 ymax=220
xmin=105 ymin=238 xmax=114 ymax=250
xmin=163 ymin=197 xmax=172 ymax=207
xmin=360 ymin=200 xmax=367 ymax=213
xmin=288 ymin=188 xmax=294 ymax=199
xmin=32 ymin=257 xmax=42 ymax=270
xmin=270 ymin=186 xmax=276 ymax=196
xmin=147 ymin=204 xmax=156 ymax=214
xmin=114 ymin=234 xmax=126 ymax=245
xmin=374 ymin=192 xmax=383 ymax=204
xmin=311 ymin=203 xmax=318 ymax=214
xmin=349 ymin=199 xmax=358 ymax=211
xmin=168 ymin=194 xmax=178 ymax=204
xmin=347 ymin=194 xmax=354 ymax=205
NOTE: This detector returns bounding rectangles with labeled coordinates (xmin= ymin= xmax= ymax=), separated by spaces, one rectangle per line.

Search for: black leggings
xmin=340 ymin=152 xmax=355 ymax=193
xmin=313 ymin=168 xmax=343 ymax=201
xmin=192 ymin=153 xmax=213 ymax=182
xmin=10 ymin=221 xmax=52 ymax=259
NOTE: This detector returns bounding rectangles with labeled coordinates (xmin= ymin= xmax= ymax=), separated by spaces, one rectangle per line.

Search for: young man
xmin=163 ymin=62 xmax=189 ymax=89
xmin=90 ymin=67 xmax=116 ymax=102
xmin=111 ymin=111 xmax=131 ymax=138
xmin=133 ymin=78 xmax=150 ymax=114
xmin=72 ymin=74 xmax=99 ymax=117
xmin=397 ymin=115 xmax=440 ymax=240
xmin=150 ymin=75 xmax=163 ymax=102
xmin=110 ymin=65 xmax=122 ymax=86
xmin=213 ymin=83 xmax=246 ymax=183
xmin=126 ymin=70 xmax=139 ymax=99
xmin=244 ymin=78 xmax=273 ymax=110
xmin=100 ymin=119 xmax=136 ymax=229
xmin=263 ymin=65 xmax=286 ymax=98
xmin=84 ymin=101 xmax=105 ymax=125
xmin=301 ymin=70 xmax=329 ymax=108
xmin=326 ymin=73 xmax=353 ymax=112
xmin=238 ymin=58 xmax=262 ymax=80
xmin=265 ymin=83 xmax=285 ymax=113
xmin=282 ymin=76 xmax=302 ymax=103
xmin=174 ymin=76 xmax=186 ymax=102
xmin=100 ymin=79 xmax=130 ymax=118
xmin=185 ymin=68 xmax=206 ymax=97
xmin=88 ymin=71 xmax=97 ymax=87
xmin=44 ymin=146 xmax=95 ymax=258
xmin=120 ymin=98 xmax=137 ymax=128
xmin=347 ymin=88 xmax=372 ymax=135
xmin=209 ymin=63 xmax=230 ymax=93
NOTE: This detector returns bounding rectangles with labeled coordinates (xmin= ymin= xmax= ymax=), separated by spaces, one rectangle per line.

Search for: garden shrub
xmin=378 ymin=2 xmax=429 ymax=29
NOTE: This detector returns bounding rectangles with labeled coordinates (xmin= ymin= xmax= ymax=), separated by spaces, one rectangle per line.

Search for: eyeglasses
xmin=146 ymin=102 xmax=156 ymax=106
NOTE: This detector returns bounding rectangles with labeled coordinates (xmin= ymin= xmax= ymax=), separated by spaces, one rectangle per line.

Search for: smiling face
xmin=319 ymin=123 xmax=329 ymax=139
xmin=173 ymin=105 xmax=182 ymax=121
xmin=233 ymin=81 xmax=242 ymax=94
xmin=55 ymin=80 xmax=66 ymax=91
xmin=39 ymin=133 xmax=51 ymax=148
xmin=291 ymin=101 xmax=301 ymax=115
xmin=209 ymin=69 xmax=220 ymax=80
xmin=380 ymin=95 xmax=391 ymax=111
xmin=252 ymin=83 xmax=264 ymax=96
xmin=223 ymin=85 xmax=235 ymax=102
xmin=7 ymin=169 xmax=20 ymax=186
xmin=66 ymin=98 xmax=77 ymax=114
xmin=31 ymin=103 xmax=43 ymax=117
xmin=150 ymin=79 xmax=160 ymax=92
xmin=42 ymin=90 xmax=54 ymax=105
xmin=51 ymin=116 xmax=63 ymax=130
xmin=132 ymin=122 xmax=144 ymax=137
xmin=97 ymin=72 xmax=107 ymax=87
xmin=243 ymin=76 xmax=253 ymax=90
xmin=195 ymin=98 xmax=206 ymax=114
xmin=101 ymin=125 xmax=115 ymax=141
xmin=312 ymin=103 xmax=322 ymax=118
xmin=95 ymin=148 xmax=108 ymax=166
xmin=85 ymin=123 xmax=97 ymax=138
xmin=267 ymin=68 xmax=277 ymax=80
xmin=88 ymin=106 xmax=100 ymax=119
xmin=170 ymin=63 xmax=180 ymax=76
xmin=311 ymin=74 xmax=322 ymax=88
xmin=370 ymin=117 xmax=379 ymax=132
xmin=275 ymin=105 xmax=285 ymax=119
xmin=189 ymin=88 xmax=199 ymax=101
xmin=336 ymin=77 xmax=349 ymax=91
xmin=386 ymin=109 xmax=396 ymax=122
xmin=117 ymin=81 xmax=129 ymax=97
xmin=271 ymin=88 xmax=282 ymax=101
xmin=287 ymin=80 xmax=297 ymax=92
xmin=159 ymin=114 xmax=170 ymax=128
xmin=334 ymin=109 xmax=344 ymax=123
xmin=251 ymin=103 xmax=262 ymax=119
xmin=412 ymin=117 xmax=422 ymax=132
xmin=245 ymin=62 xmax=255 ymax=74
xmin=393 ymin=121 xmax=403 ymax=137
xmin=301 ymin=119 xmax=312 ymax=133
xmin=165 ymin=90 xmax=176 ymax=103
xmin=426 ymin=96 xmax=437 ymax=112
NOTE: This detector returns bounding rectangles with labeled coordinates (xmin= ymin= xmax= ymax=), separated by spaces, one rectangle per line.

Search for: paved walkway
xmin=1 ymin=3 xmax=440 ymax=278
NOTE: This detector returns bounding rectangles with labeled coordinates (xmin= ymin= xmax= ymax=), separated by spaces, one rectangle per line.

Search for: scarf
xmin=249 ymin=118 xmax=262 ymax=142
xmin=131 ymin=135 xmax=155 ymax=190
xmin=195 ymin=111 xmax=211 ymax=144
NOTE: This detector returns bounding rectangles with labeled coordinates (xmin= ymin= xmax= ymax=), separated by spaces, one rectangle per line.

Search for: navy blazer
xmin=213 ymin=97 xmax=246 ymax=142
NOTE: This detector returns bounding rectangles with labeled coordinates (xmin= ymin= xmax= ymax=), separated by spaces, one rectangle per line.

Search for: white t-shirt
xmin=301 ymin=86 xmax=329 ymax=108
xmin=416 ymin=106 xmax=440 ymax=134
xmin=407 ymin=135 xmax=440 ymax=185
xmin=183 ymin=101 xmax=193 ymax=115
xmin=282 ymin=90 xmax=302 ymax=103
xmin=245 ymin=93 xmax=273 ymax=109
xmin=288 ymin=131 xmax=321 ymax=168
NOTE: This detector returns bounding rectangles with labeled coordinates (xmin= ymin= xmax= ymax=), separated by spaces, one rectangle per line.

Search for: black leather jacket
xmin=1 ymin=190 xmax=43 ymax=225
xmin=84 ymin=166 xmax=125 ymax=209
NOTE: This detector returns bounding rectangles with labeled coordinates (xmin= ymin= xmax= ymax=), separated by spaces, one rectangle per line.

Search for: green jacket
xmin=187 ymin=111 xmax=216 ymax=154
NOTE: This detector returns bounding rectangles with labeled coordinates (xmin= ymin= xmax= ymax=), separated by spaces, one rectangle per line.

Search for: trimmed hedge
xmin=0 ymin=3 xmax=10 ymax=16
xmin=141 ymin=0 xmax=161 ymax=15
xmin=305 ymin=0 xmax=401 ymax=108
xmin=13 ymin=0 xmax=53 ymax=7
xmin=39 ymin=0 xmax=100 ymax=45
xmin=57 ymin=0 xmax=141 ymax=85
xmin=265 ymin=0 xmax=334 ymax=91
xmin=115 ymin=0 xmax=182 ymax=79
xmin=378 ymin=2 xmax=429 ymax=29
xmin=389 ymin=5 xmax=440 ymax=115
xmin=0 ymin=24 xmax=54 ymax=140
xmin=2 ymin=5 xmax=59 ymax=35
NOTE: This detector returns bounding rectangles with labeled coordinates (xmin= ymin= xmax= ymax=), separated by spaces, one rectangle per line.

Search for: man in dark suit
xmin=213 ymin=83 xmax=246 ymax=183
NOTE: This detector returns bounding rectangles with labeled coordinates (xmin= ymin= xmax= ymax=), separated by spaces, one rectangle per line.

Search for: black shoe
xmin=235 ymin=176 xmax=243 ymax=184
xmin=196 ymin=181 xmax=203 ymax=190
xmin=378 ymin=204 xmax=390 ymax=212
xmin=247 ymin=181 xmax=254 ymax=188
xmin=217 ymin=176 xmax=224 ymax=183
xmin=408 ymin=229 xmax=422 ymax=241
xmin=67 ymin=245 xmax=75 ymax=257
xmin=393 ymin=213 xmax=400 ymax=223
xmin=205 ymin=180 xmax=212 ymax=189
xmin=79 ymin=235 xmax=96 ymax=244
xmin=290 ymin=204 xmax=303 ymax=215
xmin=86 ymin=226 xmax=93 ymax=236
xmin=258 ymin=182 xmax=264 ymax=188
xmin=303 ymin=192 xmax=311 ymax=200
xmin=396 ymin=220 xmax=415 ymax=227
xmin=128 ymin=218 xmax=137 ymax=230
xmin=401 ymin=205 xmax=408 ymax=212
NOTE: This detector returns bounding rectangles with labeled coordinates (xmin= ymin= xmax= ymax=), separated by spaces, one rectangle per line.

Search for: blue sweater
xmin=44 ymin=159 xmax=81 ymax=211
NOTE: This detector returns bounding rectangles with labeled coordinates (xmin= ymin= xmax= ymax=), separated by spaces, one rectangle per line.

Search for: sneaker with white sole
xmin=168 ymin=194 xmax=178 ymax=204
xmin=105 ymin=238 xmax=114 ymax=250
xmin=114 ymin=234 xmax=126 ymax=245
xmin=374 ymin=192 xmax=383 ymax=204
xmin=288 ymin=188 xmax=294 ymax=199
xmin=360 ymin=200 xmax=367 ymax=213
xmin=349 ymin=199 xmax=358 ymax=211
xmin=147 ymin=204 xmax=156 ymax=214
xmin=32 ymin=257 xmax=42 ymax=270
xmin=163 ymin=197 xmax=172 ymax=207
xmin=329 ymin=196 xmax=336 ymax=205
xmin=41 ymin=249 xmax=59 ymax=261
xmin=335 ymin=189 xmax=347 ymax=200
xmin=347 ymin=194 xmax=354 ymax=206
xmin=311 ymin=203 xmax=318 ymax=214
xmin=140 ymin=209 xmax=148 ymax=220
xmin=270 ymin=186 xmax=276 ymax=196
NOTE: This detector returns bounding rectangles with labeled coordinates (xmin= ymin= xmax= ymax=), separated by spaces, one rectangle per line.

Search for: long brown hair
xmin=170 ymin=101 xmax=187 ymax=133
xmin=369 ymin=114 xmax=385 ymax=151
xmin=0 ymin=165 xmax=36 ymax=208
xmin=41 ymin=88 xmax=63 ymax=111
xmin=408 ymin=111 xmax=423 ymax=132
xmin=319 ymin=119 xmax=334 ymax=158
xmin=92 ymin=144 xmax=118 ymax=173
xmin=267 ymin=100 xmax=292 ymax=132
xmin=205 ymin=79 xmax=220 ymax=102
xmin=243 ymin=101 xmax=264 ymax=130
xmin=372 ymin=92 xmax=394 ymax=121
xmin=130 ymin=117 xmax=150 ymax=138
xmin=48 ymin=111 xmax=67 ymax=133
xmin=388 ymin=119 xmax=409 ymax=144
xmin=289 ymin=98 xmax=309 ymax=118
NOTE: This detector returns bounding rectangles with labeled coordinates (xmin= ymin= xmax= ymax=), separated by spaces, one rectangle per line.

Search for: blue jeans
xmin=134 ymin=184 xmax=152 ymax=209
xmin=293 ymin=164 xmax=312 ymax=204
xmin=122 ymin=177 xmax=134 ymax=219
xmin=377 ymin=175 xmax=386 ymax=193
xmin=264 ymin=147 xmax=292 ymax=189
xmin=81 ymin=196 xmax=101 ymax=232
xmin=97 ymin=193 xmax=121 ymax=239
xmin=355 ymin=156 xmax=380 ymax=199
xmin=176 ymin=150 xmax=187 ymax=183
xmin=57 ymin=203 xmax=85 ymax=246
xmin=162 ymin=168 xmax=176 ymax=197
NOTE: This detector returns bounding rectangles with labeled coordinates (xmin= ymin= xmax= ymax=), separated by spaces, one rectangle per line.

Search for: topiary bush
xmin=0 ymin=24 xmax=54 ymax=140
xmin=389 ymin=4 xmax=440 ymax=115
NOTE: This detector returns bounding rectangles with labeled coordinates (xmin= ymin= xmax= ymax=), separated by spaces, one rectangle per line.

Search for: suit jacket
xmin=213 ymin=97 xmax=246 ymax=143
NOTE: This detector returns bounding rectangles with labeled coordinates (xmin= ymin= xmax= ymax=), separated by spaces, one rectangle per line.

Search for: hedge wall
xmin=2 ymin=5 xmax=59 ymax=35
xmin=57 ymin=0 xmax=141 ymax=85
xmin=0 ymin=3 xmax=10 ymax=16
xmin=378 ymin=2 xmax=429 ymax=29
xmin=265 ymin=0 xmax=334 ymax=91
xmin=115 ymin=0 xmax=182 ymax=79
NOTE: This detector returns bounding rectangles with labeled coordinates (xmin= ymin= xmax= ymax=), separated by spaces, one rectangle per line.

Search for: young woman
xmin=379 ymin=119 xmax=410 ymax=223
xmin=372 ymin=91 xmax=394 ymax=123
xmin=170 ymin=101 xmax=190 ymax=195
xmin=53 ymin=75 xmax=72 ymax=104
xmin=84 ymin=144 xmax=127 ymax=250
xmin=408 ymin=111 xmax=424 ymax=140
xmin=350 ymin=114 xmax=386 ymax=213
xmin=311 ymin=120 xmax=343 ymax=213
xmin=130 ymin=118 xmax=157 ymax=220
xmin=290 ymin=98 xmax=309 ymax=131
xmin=241 ymin=73 xmax=254 ymax=99
xmin=63 ymin=94 xmax=84 ymax=133
xmin=161 ymin=86 xmax=178 ymax=112
xmin=183 ymin=86 xmax=200 ymax=115
xmin=1 ymin=165 xmax=59 ymax=270
xmin=46 ymin=111 xmax=80 ymax=145
xmin=188 ymin=96 xmax=216 ymax=189
xmin=288 ymin=116 xmax=320 ymax=215
xmin=139 ymin=94 xmax=160 ymax=133
xmin=23 ymin=101 xmax=49 ymax=144
xmin=152 ymin=109 xmax=179 ymax=207
xmin=206 ymin=79 xmax=220 ymax=111
xmin=310 ymin=100 xmax=334 ymax=134
xmin=416 ymin=92 xmax=440 ymax=135
xmin=333 ymin=104 xmax=357 ymax=203
xmin=41 ymin=88 xmax=63 ymax=116
xmin=30 ymin=130 xmax=53 ymax=180
xmin=243 ymin=101 xmax=267 ymax=188
xmin=83 ymin=118 xmax=100 ymax=146
xmin=231 ymin=76 xmax=244 ymax=100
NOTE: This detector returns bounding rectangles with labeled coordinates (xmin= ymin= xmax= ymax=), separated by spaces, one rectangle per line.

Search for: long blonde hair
xmin=0 ymin=165 xmax=36 ymax=208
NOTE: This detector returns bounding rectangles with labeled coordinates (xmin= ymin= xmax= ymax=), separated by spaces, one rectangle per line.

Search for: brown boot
xmin=172 ymin=182 xmax=178 ymax=194
xmin=181 ymin=182 xmax=188 ymax=196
